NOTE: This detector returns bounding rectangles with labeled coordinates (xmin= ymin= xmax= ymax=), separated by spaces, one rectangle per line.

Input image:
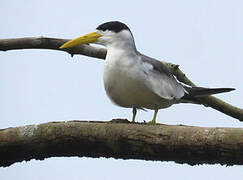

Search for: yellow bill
xmin=60 ymin=32 xmax=101 ymax=49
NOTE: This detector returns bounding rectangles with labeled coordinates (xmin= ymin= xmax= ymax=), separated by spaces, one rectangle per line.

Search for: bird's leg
xmin=131 ymin=107 xmax=137 ymax=123
xmin=148 ymin=108 xmax=158 ymax=124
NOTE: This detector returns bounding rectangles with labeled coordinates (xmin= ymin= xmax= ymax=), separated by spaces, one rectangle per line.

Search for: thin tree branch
xmin=164 ymin=63 xmax=243 ymax=121
xmin=1 ymin=120 xmax=243 ymax=167
xmin=0 ymin=37 xmax=242 ymax=120
xmin=0 ymin=37 xmax=107 ymax=59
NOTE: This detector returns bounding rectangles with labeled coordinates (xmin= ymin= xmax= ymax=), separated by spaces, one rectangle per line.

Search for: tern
xmin=60 ymin=21 xmax=234 ymax=124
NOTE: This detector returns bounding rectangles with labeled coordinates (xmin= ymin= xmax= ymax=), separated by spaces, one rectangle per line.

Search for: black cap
xmin=96 ymin=21 xmax=130 ymax=33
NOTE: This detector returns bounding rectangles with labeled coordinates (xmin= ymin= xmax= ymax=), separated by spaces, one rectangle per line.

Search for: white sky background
xmin=0 ymin=0 xmax=243 ymax=179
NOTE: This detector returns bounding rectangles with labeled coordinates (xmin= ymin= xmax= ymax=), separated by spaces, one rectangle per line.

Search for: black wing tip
xmin=182 ymin=87 xmax=236 ymax=104
xmin=223 ymin=88 xmax=236 ymax=92
xmin=183 ymin=86 xmax=236 ymax=98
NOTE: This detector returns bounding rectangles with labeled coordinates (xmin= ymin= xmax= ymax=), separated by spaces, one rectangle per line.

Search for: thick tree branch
xmin=1 ymin=120 xmax=243 ymax=167
xmin=0 ymin=37 xmax=242 ymax=121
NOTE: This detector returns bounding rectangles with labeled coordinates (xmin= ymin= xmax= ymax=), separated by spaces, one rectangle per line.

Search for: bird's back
xmin=138 ymin=53 xmax=186 ymax=100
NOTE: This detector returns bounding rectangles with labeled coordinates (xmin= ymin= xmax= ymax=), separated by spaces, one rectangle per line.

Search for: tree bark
xmin=1 ymin=120 xmax=243 ymax=167
xmin=0 ymin=37 xmax=242 ymax=120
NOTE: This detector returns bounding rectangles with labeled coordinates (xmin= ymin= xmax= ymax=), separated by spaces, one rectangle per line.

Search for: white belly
xmin=103 ymin=51 xmax=173 ymax=109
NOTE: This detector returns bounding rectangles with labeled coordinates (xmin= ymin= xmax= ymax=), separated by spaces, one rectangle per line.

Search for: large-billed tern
xmin=60 ymin=21 xmax=234 ymax=124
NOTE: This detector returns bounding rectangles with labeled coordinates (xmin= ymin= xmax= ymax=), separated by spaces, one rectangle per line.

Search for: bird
xmin=60 ymin=21 xmax=235 ymax=124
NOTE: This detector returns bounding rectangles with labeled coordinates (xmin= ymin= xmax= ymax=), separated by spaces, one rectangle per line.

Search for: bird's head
xmin=60 ymin=21 xmax=135 ymax=49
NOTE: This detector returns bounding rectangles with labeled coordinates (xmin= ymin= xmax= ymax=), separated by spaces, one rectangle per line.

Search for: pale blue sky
xmin=0 ymin=0 xmax=243 ymax=179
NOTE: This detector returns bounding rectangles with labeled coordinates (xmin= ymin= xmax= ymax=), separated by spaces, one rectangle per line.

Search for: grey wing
xmin=139 ymin=53 xmax=186 ymax=100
